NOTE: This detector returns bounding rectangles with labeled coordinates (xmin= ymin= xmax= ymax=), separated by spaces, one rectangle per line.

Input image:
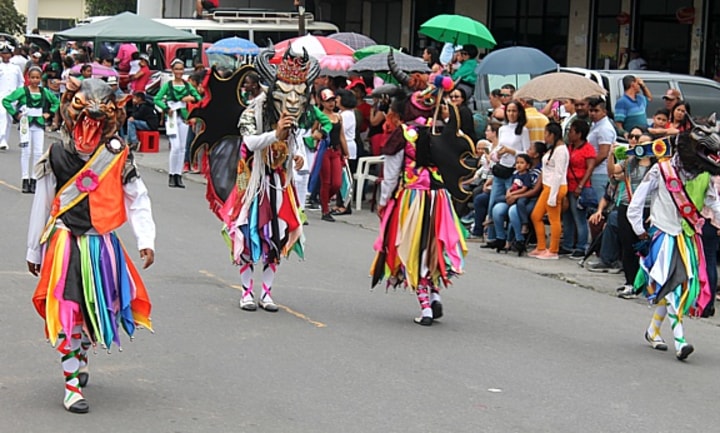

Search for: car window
xmin=678 ymin=82 xmax=720 ymax=117
xmin=642 ymin=80 xmax=670 ymax=118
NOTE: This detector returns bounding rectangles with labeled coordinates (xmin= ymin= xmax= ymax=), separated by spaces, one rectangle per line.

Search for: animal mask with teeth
xmin=61 ymin=77 xmax=130 ymax=154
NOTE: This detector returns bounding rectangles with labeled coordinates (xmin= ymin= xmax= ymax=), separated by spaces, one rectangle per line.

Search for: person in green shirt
xmin=2 ymin=66 xmax=60 ymax=193
xmin=154 ymin=58 xmax=203 ymax=188
xmin=451 ymin=44 xmax=478 ymax=88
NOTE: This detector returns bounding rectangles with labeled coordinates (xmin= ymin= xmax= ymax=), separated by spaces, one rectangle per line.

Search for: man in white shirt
xmin=9 ymin=46 xmax=27 ymax=71
xmin=0 ymin=44 xmax=25 ymax=150
xmin=627 ymin=49 xmax=648 ymax=70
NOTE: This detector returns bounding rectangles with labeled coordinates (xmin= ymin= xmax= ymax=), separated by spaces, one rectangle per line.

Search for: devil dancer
xmin=370 ymin=53 xmax=475 ymax=326
xmin=189 ymin=47 xmax=318 ymax=312
xmin=628 ymin=114 xmax=720 ymax=360
xmin=26 ymin=78 xmax=155 ymax=413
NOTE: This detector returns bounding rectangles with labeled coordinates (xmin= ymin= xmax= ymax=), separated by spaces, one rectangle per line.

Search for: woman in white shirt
xmin=484 ymin=101 xmax=531 ymax=248
xmin=529 ymin=122 xmax=569 ymax=259
xmin=331 ymin=89 xmax=357 ymax=216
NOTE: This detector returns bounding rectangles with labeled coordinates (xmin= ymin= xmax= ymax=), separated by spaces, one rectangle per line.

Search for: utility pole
xmin=27 ymin=0 xmax=39 ymax=34
xmin=294 ymin=0 xmax=305 ymax=36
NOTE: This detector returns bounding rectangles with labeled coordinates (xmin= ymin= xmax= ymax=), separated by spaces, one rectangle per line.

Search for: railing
xmin=209 ymin=9 xmax=315 ymax=25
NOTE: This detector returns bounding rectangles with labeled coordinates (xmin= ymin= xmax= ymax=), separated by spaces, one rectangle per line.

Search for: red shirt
xmin=131 ymin=65 xmax=151 ymax=93
xmin=356 ymin=101 xmax=371 ymax=133
xmin=208 ymin=0 xmax=219 ymax=7
xmin=567 ymin=141 xmax=596 ymax=191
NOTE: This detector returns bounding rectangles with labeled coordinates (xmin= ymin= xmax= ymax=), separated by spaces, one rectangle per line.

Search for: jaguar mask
xmin=676 ymin=113 xmax=720 ymax=176
xmin=61 ymin=77 xmax=130 ymax=154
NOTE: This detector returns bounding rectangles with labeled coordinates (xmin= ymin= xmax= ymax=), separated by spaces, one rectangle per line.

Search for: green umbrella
xmin=419 ymin=14 xmax=496 ymax=48
xmin=352 ymin=45 xmax=394 ymax=61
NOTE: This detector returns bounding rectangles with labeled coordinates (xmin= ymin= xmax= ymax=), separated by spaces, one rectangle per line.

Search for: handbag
xmin=577 ymin=186 xmax=598 ymax=211
xmin=491 ymin=163 xmax=514 ymax=179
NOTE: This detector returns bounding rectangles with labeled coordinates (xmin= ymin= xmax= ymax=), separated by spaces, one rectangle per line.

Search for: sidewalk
xmin=132 ymin=136 xmax=720 ymax=326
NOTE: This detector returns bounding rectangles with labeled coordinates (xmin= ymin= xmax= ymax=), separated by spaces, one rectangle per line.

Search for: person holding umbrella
xmin=451 ymin=44 xmax=478 ymax=91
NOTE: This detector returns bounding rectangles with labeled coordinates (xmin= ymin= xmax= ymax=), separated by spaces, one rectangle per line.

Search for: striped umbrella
xmin=271 ymin=35 xmax=354 ymax=63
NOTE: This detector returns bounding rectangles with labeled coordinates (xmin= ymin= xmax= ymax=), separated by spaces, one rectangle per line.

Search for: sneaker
xmin=528 ymin=248 xmax=545 ymax=258
xmin=0 ymin=140 xmax=7 ymax=150
xmin=306 ymin=202 xmax=320 ymax=211
xmin=644 ymin=331 xmax=668 ymax=351
xmin=259 ymin=294 xmax=279 ymax=312
xmin=466 ymin=233 xmax=484 ymax=242
xmin=239 ymin=293 xmax=257 ymax=311
xmin=190 ymin=163 xmax=200 ymax=173
xmin=617 ymin=285 xmax=638 ymax=299
xmin=676 ymin=344 xmax=694 ymax=361
xmin=182 ymin=162 xmax=190 ymax=173
xmin=460 ymin=212 xmax=475 ymax=225
xmin=557 ymin=247 xmax=573 ymax=256
xmin=587 ymin=260 xmax=614 ymax=273
xmin=569 ymin=250 xmax=585 ymax=259
xmin=536 ymin=250 xmax=559 ymax=260
xmin=321 ymin=213 xmax=335 ymax=222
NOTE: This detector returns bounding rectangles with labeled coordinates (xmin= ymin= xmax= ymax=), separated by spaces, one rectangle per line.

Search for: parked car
xmin=560 ymin=68 xmax=720 ymax=120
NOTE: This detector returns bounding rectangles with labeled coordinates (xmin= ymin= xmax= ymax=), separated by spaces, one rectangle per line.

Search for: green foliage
xmin=86 ymin=0 xmax=137 ymax=17
xmin=0 ymin=0 xmax=27 ymax=35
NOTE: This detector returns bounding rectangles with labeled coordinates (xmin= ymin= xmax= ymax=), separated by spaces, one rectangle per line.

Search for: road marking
xmin=199 ymin=270 xmax=326 ymax=328
xmin=0 ymin=180 xmax=21 ymax=192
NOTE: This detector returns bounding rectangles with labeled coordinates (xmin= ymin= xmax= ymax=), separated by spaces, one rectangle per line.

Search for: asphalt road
xmin=1 ymin=134 xmax=719 ymax=433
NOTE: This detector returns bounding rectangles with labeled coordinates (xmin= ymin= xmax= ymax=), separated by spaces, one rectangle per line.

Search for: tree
xmin=86 ymin=0 xmax=137 ymax=17
xmin=0 ymin=0 xmax=26 ymax=35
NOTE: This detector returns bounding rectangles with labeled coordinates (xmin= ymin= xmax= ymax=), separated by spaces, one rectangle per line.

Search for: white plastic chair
xmin=353 ymin=155 xmax=384 ymax=210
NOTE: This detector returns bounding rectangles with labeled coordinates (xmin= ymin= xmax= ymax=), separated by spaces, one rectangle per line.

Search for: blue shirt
xmin=614 ymin=93 xmax=647 ymax=132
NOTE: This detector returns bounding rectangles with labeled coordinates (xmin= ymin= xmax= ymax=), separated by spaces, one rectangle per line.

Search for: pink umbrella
xmin=70 ymin=63 xmax=119 ymax=79
xmin=318 ymin=54 xmax=355 ymax=77
xmin=271 ymin=35 xmax=354 ymax=63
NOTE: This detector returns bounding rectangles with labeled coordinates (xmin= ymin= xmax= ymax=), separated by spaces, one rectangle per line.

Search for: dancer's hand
xmin=27 ymin=261 xmax=40 ymax=276
xmin=140 ymin=249 xmax=155 ymax=269
xmin=275 ymin=111 xmax=294 ymax=141
xmin=293 ymin=155 xmax=304 ymax=170
xmin=377 ymin=205 xmax=385 ymax=219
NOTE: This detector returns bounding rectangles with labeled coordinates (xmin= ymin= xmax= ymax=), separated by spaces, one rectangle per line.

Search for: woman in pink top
xmin=529 ymin=122 xmax=569 ymax=259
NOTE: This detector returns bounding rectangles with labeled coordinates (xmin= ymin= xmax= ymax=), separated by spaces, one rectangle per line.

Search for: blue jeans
xmin=492 ymin=202 xmax=510 ymax=241
xmin=598 ymin=209 xmax=620 ymax=265
xmin=185 ymin=123 xmax=197 ymax=164
xmin=562 ymin=193 xmax=589 ymax=252
xmin=487 ymin=175 xmax=513 ymax=240
xmin=472 ymin=192 xmax=490 ymax=236
xmin=126 ymin=119 xmax=150 ymax=144
xmin=591 ymin=172 xmax=608 ymax=209
xmin=508 ymin=197 xmax=537 ymax=242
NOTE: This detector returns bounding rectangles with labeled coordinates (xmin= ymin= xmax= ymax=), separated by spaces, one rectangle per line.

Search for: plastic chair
xmin=353 ymin=155 xmax=384 ymax=210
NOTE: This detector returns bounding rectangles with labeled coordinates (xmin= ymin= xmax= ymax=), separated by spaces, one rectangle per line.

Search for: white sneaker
xmin=258 ymin=293 xmax=278 ymax=312
xmin=0 ymin=140 xmax=7 ymax=150
xmin=239 ymin=293 xmax=257 ymax=311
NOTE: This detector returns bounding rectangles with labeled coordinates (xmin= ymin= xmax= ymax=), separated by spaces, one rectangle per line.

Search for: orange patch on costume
xmin=89 ymin=148 xmax=128 ymax=234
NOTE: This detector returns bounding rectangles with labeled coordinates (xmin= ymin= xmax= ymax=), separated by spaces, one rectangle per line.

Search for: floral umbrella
xmin=271 ymin=35 xmax=354 ymax=63
xmin=318 ymin=54 xmax=355 ymax=77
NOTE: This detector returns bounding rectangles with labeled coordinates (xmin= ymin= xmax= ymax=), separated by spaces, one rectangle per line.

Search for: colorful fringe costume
xmin=370 ymin=54 xmax=475 ymax=325
xmin=188 ymin=50 xmax=319 ymax=312
xmin=26 ymin=78 xmax=155 ymax=413
xmin=628 ymin=116 xmax=720 ymax=360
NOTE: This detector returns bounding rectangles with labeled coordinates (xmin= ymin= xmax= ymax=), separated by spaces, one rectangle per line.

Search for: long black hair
xmin=544 ymin=122 xmax=563 ymax=160
xmin=507 ymin=100 xmax=527 ymax=135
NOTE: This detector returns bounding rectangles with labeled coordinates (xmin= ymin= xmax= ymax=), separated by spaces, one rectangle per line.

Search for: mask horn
xmin=387 ymin=50 xmax=410 ymax=88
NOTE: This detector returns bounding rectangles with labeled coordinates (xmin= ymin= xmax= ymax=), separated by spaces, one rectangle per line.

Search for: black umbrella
xmin=348 ymin=50 xmax=430 ymax=74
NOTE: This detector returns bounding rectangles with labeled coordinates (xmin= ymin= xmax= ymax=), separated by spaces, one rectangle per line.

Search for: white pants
xmin=0 ymin=110 xmax=10 ymax=146
xmin=294 ymin=148 xmax=316 ymax=207
xmin=168 ymin=121 xmax=189 ymax=175
xmin=20 ymin=125 xmax=44 ymax=179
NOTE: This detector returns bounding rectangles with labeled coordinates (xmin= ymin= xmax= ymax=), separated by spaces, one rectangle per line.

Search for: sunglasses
xmin=629 ymin=134 xmax=642 ymax=140
xmin=449 ymin=94 xmax=462 ymax=99
xmin=500 ymin=93 xmax=511 ymax=97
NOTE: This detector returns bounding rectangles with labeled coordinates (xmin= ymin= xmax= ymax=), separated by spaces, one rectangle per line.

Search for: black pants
xmin=617 ymin=205 xmax=649 ymax=286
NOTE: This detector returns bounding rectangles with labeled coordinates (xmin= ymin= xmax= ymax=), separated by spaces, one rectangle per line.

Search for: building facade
xmin=14 ymin=0 xmax=719 ymax=78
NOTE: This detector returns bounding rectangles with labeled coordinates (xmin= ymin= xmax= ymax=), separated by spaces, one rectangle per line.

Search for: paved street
xmin=1 ymin=133 xmax=719 ymax=433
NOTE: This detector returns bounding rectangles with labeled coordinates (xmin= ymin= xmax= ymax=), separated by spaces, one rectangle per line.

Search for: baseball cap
xmin=662 ymin=89 xmax=681 ymax=100
xmin=348 ymin=78 xmax=366 ymax=91
xmin=319 ymin=88 xmax=336 ymax=102
xmin=32 ymin=51 xmax=42 ymax=58
xmin=139 ymin=53 xmax=150 ymax=62
xmin=106 ymin=76 xmax=118 ymax=85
